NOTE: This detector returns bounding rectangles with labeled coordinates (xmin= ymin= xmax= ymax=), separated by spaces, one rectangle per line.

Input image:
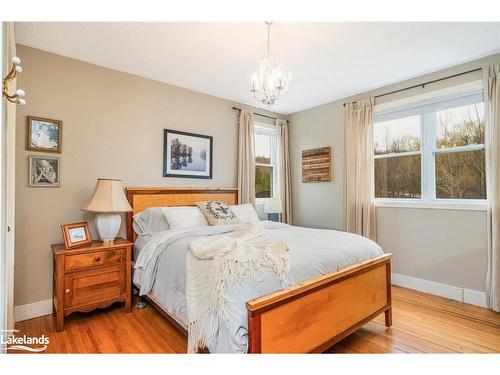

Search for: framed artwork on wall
xmin=163 ymin=129 xmax=213 ymax=179
xmin=28 ymin=155 xmax=60 ymax=187
xmin=27 ymin=116 xmax=63 ymax=153
xmin=61 ymin=222 xmax=92 ymax=249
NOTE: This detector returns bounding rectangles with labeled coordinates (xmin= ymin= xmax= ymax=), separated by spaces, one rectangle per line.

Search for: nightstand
xmin=52 ymin=238 xmax=133 ymax=332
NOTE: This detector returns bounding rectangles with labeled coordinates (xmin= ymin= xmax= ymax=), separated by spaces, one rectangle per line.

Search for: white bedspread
xmin=186 ymin=223 xmax=289 ymax=352
xmin=133 ymin=221 xmax=384 ymax=353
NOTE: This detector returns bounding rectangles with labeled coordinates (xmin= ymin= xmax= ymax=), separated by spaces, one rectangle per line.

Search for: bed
xmin=126 ymin=187 xmax=392 ymax=353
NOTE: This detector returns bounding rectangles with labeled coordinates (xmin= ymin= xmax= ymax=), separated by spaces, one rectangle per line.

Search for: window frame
xmin=254 ymin=122 xmax=277 ymax=202
xmin=374 ymin=88 xmax=487 ymax=210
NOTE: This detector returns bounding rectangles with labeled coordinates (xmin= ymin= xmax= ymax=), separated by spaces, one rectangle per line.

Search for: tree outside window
xmin=374 ymin=92 xmax=486 ymax=202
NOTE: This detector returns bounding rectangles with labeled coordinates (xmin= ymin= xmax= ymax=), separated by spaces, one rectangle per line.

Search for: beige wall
xmin=289 ymin=104 xmax=345 ymax=230
xmin=376 ymin=207 xmax=487 ymax=291
xmin=14 ymin=45 xmax=282 ymax=306
xmin=289 ymin=53 xmax=500 ymax=292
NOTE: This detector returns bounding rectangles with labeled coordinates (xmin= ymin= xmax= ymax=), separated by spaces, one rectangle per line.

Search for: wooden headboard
xmin=125 ymin=187 xmax=238 ymax=242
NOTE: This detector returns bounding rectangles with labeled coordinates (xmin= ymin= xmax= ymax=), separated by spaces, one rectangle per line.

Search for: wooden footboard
xmin=246 ymin=254 xmax=392 ymax=353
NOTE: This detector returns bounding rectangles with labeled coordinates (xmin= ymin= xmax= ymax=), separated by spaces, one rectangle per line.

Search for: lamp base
xmin=95 ymin=212 xmax=121 ymax=243
xmin=268 ymin=213 xmax=280 ymax=222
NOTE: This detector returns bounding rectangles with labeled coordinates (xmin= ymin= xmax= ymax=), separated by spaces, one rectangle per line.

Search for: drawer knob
xmin=95 ymin=256 xmax=101 ymax=262
xmin=65 ymin=289 xmax=71 ymax=294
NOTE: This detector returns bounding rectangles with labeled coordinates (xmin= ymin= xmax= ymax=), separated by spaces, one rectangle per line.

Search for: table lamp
xmin=82 ymin=178 xmax=132 ymax=244
xmin=264 ymin=198 xmax=283 ymax=222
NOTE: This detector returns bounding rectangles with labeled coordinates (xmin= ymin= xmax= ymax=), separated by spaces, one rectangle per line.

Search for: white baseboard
xmin=14 ymin=299 xmax=53 ymax=323
xmin=392 ymin=273 xmax=487 ymax=308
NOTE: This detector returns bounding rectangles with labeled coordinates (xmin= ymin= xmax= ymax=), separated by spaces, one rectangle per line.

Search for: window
xmin=374 ymin=89 xmax=486 ymax=204
xmin=435 ymin=104 xmax=485 ymax=199
xmin=374 ymin=115 xmax=421 ymax=199
xmin=254 ymin=124 xmax=277 ymax=199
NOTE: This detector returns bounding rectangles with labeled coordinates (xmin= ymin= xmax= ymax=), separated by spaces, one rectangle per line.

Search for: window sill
xmin=375 ymin=199 xmax=488 ymax=211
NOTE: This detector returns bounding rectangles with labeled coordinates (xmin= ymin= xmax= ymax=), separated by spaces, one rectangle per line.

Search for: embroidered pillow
xmin=196 ymin=201 xmax=241 ymax=225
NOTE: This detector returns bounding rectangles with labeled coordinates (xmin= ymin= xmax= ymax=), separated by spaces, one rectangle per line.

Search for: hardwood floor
xmin=13 ymin=286 xmax=500 ymax=354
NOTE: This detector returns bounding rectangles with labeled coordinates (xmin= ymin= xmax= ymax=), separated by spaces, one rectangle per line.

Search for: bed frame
xmin=125 ymin=187 xmax=392 ymax=353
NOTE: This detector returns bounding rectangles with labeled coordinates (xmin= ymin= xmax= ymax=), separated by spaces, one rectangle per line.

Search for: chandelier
xmin=251 ymin=21 xmax=291 ymax=107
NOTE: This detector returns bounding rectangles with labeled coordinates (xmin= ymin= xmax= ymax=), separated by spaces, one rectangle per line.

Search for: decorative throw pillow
xmin=196 ymin=201 xmax=241 ymax=225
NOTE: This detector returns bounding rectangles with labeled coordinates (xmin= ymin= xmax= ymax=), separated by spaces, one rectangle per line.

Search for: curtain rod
xmin=232 ymin=106 xmax=289 ymax=123
xmin=342 ymin=67 xmax=482 ymax=107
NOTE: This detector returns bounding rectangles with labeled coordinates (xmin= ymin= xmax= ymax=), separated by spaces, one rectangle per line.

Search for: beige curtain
xmin=237 ymin=110 xmax=255 ymax=204
xmin=483 ymin=65 xmax=500 ymax=312
xmin=345 ymin=98 xmax=376 ymax=241
xmin=276 ymin=119 xmax=293 ymax=224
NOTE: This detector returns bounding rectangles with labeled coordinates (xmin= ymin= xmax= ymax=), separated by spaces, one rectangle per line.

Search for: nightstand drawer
xmin=64 ymin=265 xmax=126 ymax=308
xmin=65 ymin=248 xmax=125 ymax=271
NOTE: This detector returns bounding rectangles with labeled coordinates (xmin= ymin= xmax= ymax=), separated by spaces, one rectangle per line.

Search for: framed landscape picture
xmin=27 ymin=116 xmax=63 ymax=153
xmin=29 ymin=155 xmax=60 ymax=187
xmin=163 ymin=129 xmax=213 ymax=179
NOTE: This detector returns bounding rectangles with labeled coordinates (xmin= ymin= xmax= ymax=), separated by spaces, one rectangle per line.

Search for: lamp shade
xmin=264 ymin=198 xmax=283 ymax=214
xmin=82 ymin=179 xmax=132 ymax=213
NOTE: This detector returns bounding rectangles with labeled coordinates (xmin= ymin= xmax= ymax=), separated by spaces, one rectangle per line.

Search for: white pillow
xmin=230 ymin=204 xmax=261 ymax=224
xmin=162 ymin=206 xmax=209 ymax=230
xmin=133 ymin=207 xmax=170 ymax=237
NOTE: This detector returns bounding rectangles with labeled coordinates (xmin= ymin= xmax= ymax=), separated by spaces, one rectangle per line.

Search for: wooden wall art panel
xmin=302 ymin=147 xmax=331 ymax=182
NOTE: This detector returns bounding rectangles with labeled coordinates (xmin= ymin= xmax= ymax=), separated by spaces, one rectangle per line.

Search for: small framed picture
xmin=27 ymin=116 xmax=63 ymax=153
xmin=163 ymin=129 xmax=213 ymax=179
xmin=29 ymin=156 xmax=60 ymax=187
xmin=61 ymin=222 xmax=92 ymax=249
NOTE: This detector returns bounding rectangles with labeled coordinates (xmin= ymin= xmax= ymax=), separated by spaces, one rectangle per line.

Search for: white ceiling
xmin=14 ymin=22 xmax=500 ymax=115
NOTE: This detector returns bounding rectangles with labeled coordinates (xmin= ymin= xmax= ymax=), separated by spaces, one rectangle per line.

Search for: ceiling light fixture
xmin=251 ymin=21 xmax=291 ymax=107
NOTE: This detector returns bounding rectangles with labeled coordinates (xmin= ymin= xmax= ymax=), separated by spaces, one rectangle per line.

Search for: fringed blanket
xmin=185 ymin=223 xmax=289 ymax=353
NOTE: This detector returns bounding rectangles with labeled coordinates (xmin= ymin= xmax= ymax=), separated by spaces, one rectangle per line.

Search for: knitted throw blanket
xmin=185 ymin=223 xmax=289 ymax=353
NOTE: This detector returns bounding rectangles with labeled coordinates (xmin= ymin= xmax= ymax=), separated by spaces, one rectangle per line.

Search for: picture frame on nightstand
xmin=61 ymin=221 xmax=92 ymax=249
